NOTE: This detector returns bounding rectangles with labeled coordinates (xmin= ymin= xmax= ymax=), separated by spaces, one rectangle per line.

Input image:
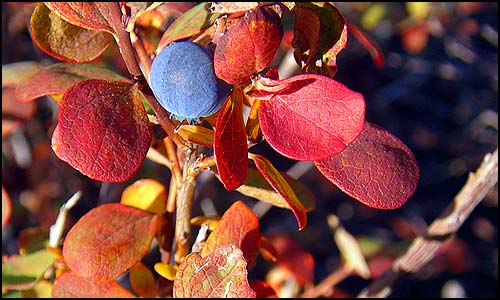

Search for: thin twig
xmin=358 ymin=148 xmax=498 ymax=298
xmin=48 ymin=191 xmax=82 ymax=248
xmin=174 ymin=144 xmax=200 ymax=264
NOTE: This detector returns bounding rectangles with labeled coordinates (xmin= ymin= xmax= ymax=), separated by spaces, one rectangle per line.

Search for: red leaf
xmin=250 ymin=280 xmax=277 ymax=298
xmin=62 ymin=203 xmax=159 ymax=280
xmin=52 ymin=272 xmax=135 ymax=298
xmin=51 ymin=80 xmax=152 ymax=182
xmin=201 ymin=201 xmax=260 ymax=267
xmin=258 ymin=74 xmax=365 ymax=160
xmin=347 ymin=20 xmax=385 ymax=68
xmin=214 ymin=6 xmax=283 ymax=84
xmin=214 ymin=86 xmax=248 ymax=190
xmin=315 ymin=122 xmax=420 ymax=209
xmin=2 ymin=186 xmax=12 ymax=228
xmin=267 ymin=234 xmax=315 ymax=285
xmin=249 ymin=154 xmax=307 ymax=230
xmin=15 ymin=63 xmax=130 ymax=103
xmin=174 ymin=244 xmax=256 ymax=298
xmin=44 ymin=2 xmax=115 ymax=34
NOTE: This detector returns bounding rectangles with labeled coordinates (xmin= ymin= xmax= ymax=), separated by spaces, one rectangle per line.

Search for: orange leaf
xmin=121 ymin=178 xmax=167 ymax=214
xmin=62 ymin=203 xmax=159 ymax=280
xmin=52 ymin=272 xmax=135 ymax=298
xmin=177 ymin=125 xmax=214 ymax=147
xmin=30 ymin=3 xmax=113 ymax=63
xmin=129 ymin=262 xmax=157 ymax=298
xmin=174 ymin=244 xmax=256 ymax=298
xmin=2 ymin=185 xmax=12 ymax=228
xmin=249 ymin=154 xmax=307 ymax=230
xmin=214 ymin=86 xmax=248 ymax=190
xmin=201 ymin=201 xmax=260 ymax=267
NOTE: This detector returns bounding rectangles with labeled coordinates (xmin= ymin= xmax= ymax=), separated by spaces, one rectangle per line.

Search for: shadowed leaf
xmin=121 ymin=178 xmax=167 ymax=214
xmin=62 ymin=203 xmax=159 ymax=280
xmin=174 ymin=244 xmax=256 ymax=298
xmin=257 ymin=74 xmax=365 ymax=161
xmin=315 ymin=122 xmax=419 ymax=209
xmin=249 ymin=154 xmax=307 ymax=230
xmin=15 ymin=63 xmax=130 ymax=103
xmin=237 ymin=167 xmax=315 ymax=211
xmin=201 ymin=201 xmax=260 ymax=267
xmin=157 ymin=2 xmax=219 ymax=52
xmin=292 ymin=2 xmax=347 ymax=76
xmin=51 ymin=80 xmax=152 ymax=182
xmin=2 ymin=61 xmax=42 ymax=87
xmin=129 ymin=262 xmax=157 ymax=298
xmin=52 ymin=272 xmax=135 ymax=298
xmin=214 ymin=86 xmax=248 ymax=190
xmin=22 ymin=280 xmax=52 ymax=298
xmin=267 ymin=234 xmax=315 ymax=285
xmin=31 ymin=3 xmax=113 ymax=63
xmin=250 ymin=280 xmax=278 ymax=298
xmin=214 ymin=6 xmax=283 ymax=84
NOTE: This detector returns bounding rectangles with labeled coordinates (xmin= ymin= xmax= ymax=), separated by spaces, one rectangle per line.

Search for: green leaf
xmin=2 ymin=249 xmax=56 ymax=290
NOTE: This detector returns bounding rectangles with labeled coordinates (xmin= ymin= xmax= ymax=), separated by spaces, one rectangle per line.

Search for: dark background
xmin=2 ymin=2 xmax=498 ymax=298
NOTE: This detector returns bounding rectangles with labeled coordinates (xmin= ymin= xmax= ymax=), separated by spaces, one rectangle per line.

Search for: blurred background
xmin=2 ymin=2 xmax=498 ymax=298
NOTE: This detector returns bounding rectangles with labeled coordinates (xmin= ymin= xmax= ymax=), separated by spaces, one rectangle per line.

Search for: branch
xmin=358 ymin=148 xmax=498 ymax=298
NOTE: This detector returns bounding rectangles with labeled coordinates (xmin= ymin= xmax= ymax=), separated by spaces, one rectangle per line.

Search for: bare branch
xmin=358 ymin=148 xmax=498 ymax=298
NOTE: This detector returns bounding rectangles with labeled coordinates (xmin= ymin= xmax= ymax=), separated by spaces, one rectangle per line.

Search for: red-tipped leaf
xmin=62 ymin=203 xmax=159 ymax=280
xmin=249 ymin=154 xmax=307 ymax=230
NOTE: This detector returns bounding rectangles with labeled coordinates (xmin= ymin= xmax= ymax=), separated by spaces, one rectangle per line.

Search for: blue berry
xmin=150 ymin=42 xmax=231 ymax=123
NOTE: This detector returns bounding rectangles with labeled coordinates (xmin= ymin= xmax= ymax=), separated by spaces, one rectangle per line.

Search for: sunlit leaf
xmin=121 ymin=178 xmax=167 ymax=214
xmin=214 ymin=6 xmax=283 ymax=84
xmin=236 ymin=167 xmax=315 ymax=212
xmin=328 ymin=214 xmax=370 ymax=279
xmin=249 ymin=154 xmax=307 ymax=230
xmin=174 ymin=244 xmax=256 ymax=298
xmin=52 ymin=272 xmax=135 ymax=298
xmin=44 ymin=2 xmax=115 ymax=34
xmin=2 ymin=249 xmax=56 ymax=290
xmin=177 ymin=125 xmax=214 ymax=147
xmin=201 ymin=201 xmax=260 ymax=267
xmin=257 ymin=74 xmax=365 ymax=161
xmin=315 ymin=122 xmax=419 ymax=209
xmin=129 ymin=262 xmax=157 ymax=298
xmin=154 ymin=262 xmax=177 ymax=281
xmin=31 ymin=3 xmax=113 ymax=63
xmin=214 ymin=86 xmax=248 ymax=190
xmin=52 ymin=80 xmax=152 ymax=182
xmin=15 ymin=63 xmax=130 ymax=103
xmin=62 ymin=203 xmax=159 ymax=280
